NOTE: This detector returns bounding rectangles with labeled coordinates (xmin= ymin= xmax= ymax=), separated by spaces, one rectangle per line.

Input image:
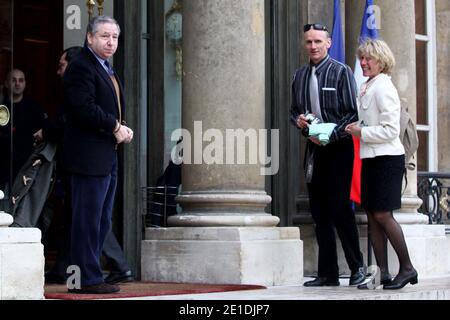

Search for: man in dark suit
xmin=0 ymin=69 xmax=46 ymax=192
xmin=42 ymin=46 xmax=134 ymax=286
xmin=62 ymin=16 xmax=133 ymax=294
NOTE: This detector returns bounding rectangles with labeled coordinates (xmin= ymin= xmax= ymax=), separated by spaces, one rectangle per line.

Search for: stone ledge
xmin=145 ymin=227 xmax=300 ymax=241
xmin=300 ymin=224 xmax=449 ymax=278
xmin=127 ymin=276 xmax=450 ymax=300
xmin=0 ymin=243 xmax=45 ymax=300
xmin=142 ymin=227 xmax=303 ymax=286
xmin=354 ymin=289 xmax=450 ymax=300
xmin=0 ymin=228 xmax=42 ymax=244
xmin=357 ymin=224 xmax=447 ymax=238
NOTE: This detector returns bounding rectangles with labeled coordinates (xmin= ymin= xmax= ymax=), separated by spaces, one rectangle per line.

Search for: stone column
xmin=345 ymin=0 xmax=365 ymax=68
xmin=168 ymin=0 xmax=277 ymax=227
xmin=141 ymin=0 xmax=302 ymax=286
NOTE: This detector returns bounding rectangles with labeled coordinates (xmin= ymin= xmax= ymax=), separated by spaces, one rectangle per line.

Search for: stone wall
xmin=0 ymin=214 xmax=44 ymax=300
xmin=436 ymin=1 xmax=450 ymax=171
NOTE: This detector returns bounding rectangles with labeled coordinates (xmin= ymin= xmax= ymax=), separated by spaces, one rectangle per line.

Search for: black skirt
xmin=361 ymin=154 xmax=405 ymax=212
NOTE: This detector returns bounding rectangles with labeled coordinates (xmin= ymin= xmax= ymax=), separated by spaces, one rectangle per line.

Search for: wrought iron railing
xmin=141 ymin=186 xmax=179 ymax=228
xmin=417 ymin=172 xmax=450 ymax=225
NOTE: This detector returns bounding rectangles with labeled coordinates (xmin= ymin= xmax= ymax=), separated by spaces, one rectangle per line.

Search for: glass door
xmin=0 ymin=0 xmax=13 ymax=205
xmin=0 ymin=0 xmax=63 ymax=211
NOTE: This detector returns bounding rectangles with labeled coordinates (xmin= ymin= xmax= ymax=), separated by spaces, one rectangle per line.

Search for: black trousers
xmin=50 ymin=228 xmax=130 ymax=279
xmin=49 ymin=168 xmax=130 ymax=279
xmin=307 ymin=137 xmax=364 ymax=279
xmin=70 ymin=161 xmax=119 ymax=286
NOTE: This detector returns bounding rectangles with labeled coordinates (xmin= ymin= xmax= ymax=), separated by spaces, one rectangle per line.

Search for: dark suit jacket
xmin=62 ymin=46 xmax=125 ymax=176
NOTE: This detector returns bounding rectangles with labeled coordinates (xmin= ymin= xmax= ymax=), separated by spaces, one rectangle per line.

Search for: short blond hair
xmin=357 ymin=39 xmax=396 ymax=75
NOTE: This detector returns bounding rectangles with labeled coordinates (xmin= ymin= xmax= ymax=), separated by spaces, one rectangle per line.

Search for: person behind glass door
xmin=0 ymin=69 xmax=46 ymax=193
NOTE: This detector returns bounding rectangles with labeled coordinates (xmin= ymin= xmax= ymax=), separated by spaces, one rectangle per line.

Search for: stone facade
xmin=142 ymin=227 xmax=302 ymax=286
xmin=436 ymin=0 xmax=450 ymax=172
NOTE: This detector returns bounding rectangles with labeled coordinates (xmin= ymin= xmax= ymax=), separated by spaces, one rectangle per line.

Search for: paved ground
xmin=118 ymin=276 xmax=450 ymax=300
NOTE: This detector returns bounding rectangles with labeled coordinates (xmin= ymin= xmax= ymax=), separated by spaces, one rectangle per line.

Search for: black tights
xmin=367 ymin=210 xmax=415 ymax=279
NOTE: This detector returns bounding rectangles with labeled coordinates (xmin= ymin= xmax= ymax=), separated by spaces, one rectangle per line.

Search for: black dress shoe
xmin=357 ymin=275 xmax=392 ymax=289
xmin=303 ymin=277 xmax=340 ymax=287
xmin=383 ymin=270 xmax=418 ymax=290
xmin=349 ymin=267 xmax=366 ymax=286
xmin=104 ymin=270 xmax=134 ymax=284
xmin=68 ymin=283 xmax=120 ymax=294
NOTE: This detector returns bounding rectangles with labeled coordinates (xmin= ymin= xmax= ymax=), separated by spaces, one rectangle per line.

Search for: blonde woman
xmin=345 ymin=39 xmax=417 ymax=290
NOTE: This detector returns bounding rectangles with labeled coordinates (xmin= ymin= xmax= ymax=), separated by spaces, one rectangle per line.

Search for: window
xmin=415 ymin=0 xmax=437 ymax=171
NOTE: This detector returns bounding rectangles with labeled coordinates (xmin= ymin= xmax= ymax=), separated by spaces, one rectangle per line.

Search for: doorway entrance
xmin=1 ymin=0 xmax=63 ymax=119
xmin=0 ymin=0 xmax=63 ymax=269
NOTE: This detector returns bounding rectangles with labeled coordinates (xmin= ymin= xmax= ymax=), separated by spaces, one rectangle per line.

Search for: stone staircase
xmin=122 ymin=276 xmax=450 ymax=300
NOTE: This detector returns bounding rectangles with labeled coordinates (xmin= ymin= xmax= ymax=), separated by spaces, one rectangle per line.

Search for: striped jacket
xmin=290 ymin=55 xmax=358 ymax=143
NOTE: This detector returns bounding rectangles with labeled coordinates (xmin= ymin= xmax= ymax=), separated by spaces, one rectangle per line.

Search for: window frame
xmin=415 ymin=0 xmax=437 ymax=171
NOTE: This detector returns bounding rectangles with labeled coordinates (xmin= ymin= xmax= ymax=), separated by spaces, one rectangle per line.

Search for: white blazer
xmin=358 ymin=73 xmax=405 ymax=159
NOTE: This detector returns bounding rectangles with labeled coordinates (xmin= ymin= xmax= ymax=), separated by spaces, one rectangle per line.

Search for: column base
xmin=0 ymin=226 xmax=44 ymax=300
xmin=300 ymin=223 xmax=449 ymax=278
xmin=174 ymin=191 xmax=278 ymax=227
xmin=168 ymin=214 xmax=280 ymax=227
xmin=141 ymin=227 xmax=303 ymax=286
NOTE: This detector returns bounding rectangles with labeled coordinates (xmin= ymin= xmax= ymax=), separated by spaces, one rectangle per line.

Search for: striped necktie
xmin=309 ymin=66 xmax=323 ymax=121
xmin=104 ymin=60 xmax=114 ymax=76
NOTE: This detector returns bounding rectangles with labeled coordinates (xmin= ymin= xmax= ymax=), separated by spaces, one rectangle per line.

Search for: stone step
xmin=125 ymin=276 xmax=450 ymax=300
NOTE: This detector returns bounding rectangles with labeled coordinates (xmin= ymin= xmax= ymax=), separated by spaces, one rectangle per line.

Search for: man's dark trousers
xmin=70 ymin=157 xmax=118 ymax=286
xmin=307 ymin=137 xmax=364 ymax=279
xmin=48 ymin=171 xmax=129 ymax=280
xmin=102 ymin=230 xmax=130 ymax=273
xmin=50 ymin=229 xmax=130 ymax=280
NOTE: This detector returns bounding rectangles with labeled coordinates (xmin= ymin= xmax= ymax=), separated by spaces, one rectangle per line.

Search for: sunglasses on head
xmin=303 ymin=23 xmax=329 ymax=33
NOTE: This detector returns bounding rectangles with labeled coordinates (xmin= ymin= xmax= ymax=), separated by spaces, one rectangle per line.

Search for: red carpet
xmin=45 ymin=281 xmax=266 ymax=300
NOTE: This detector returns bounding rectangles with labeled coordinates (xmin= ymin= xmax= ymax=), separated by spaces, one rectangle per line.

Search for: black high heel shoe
xmin=357 ymin=274 xmax=392 ymax=290
xmin=383 ymin=270 xmax=418 ymax=290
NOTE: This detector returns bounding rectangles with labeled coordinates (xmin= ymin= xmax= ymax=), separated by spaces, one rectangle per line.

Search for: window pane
xmin=417 ymin=131 xmax=429 ymax=171
xmin=415 ymin=0 xmax=426 ymax=35
xmin=0 ymin=0 xmax=12 ymax=93
xmin=0 ymin=0 xmax=13 ymax=195
xmin=415 ymin=40 xmax=428 ymax=125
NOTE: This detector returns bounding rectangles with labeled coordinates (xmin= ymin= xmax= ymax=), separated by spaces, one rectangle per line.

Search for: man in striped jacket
xmin=290 ymin=23 xmax=365 ymax=287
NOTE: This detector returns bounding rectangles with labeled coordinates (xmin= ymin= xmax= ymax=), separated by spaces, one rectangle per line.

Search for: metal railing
xmin=417 ymin=172 xmax=450 ymax=225
xmin=141 ymin=186 xmax=179 ymax=228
